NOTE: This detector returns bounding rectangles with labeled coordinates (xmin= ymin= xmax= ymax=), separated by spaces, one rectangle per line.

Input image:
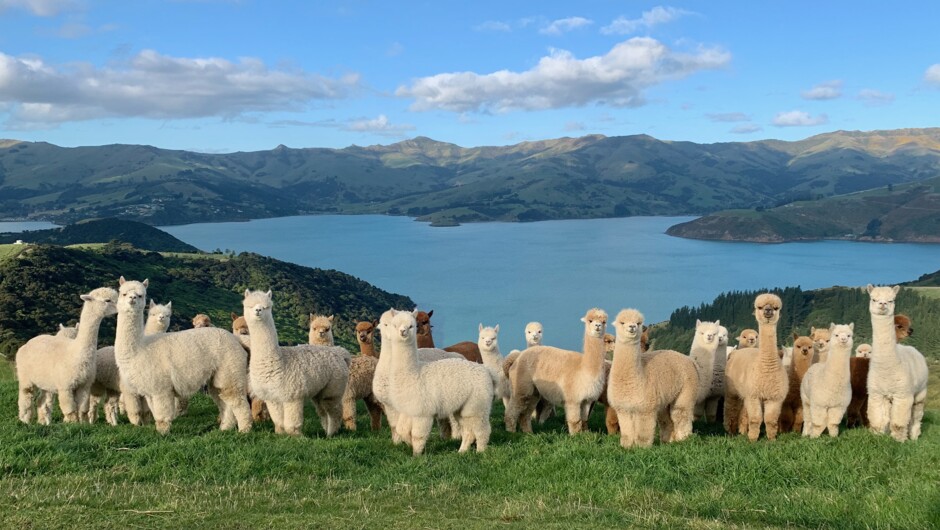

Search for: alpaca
xmin=115 ymin=278 xmax=253 ymax=434
xmin=384 ymin=310 xmax=493 ymax=454
xmin=87 ymin=299 xmax=172 ymax=425
xmin=603 ymin=333 xmax=615 ymax=360
xmin=607 ymin=309 xmax=699 ymax=448
xmin=230 ymin=312 xmax=265 ymax=422
xmin=856 ymin=344 xmax=872 ymax=358
xmin=801 ymin=324 xmax=854 ymax=438
xmin=415 ymin=309 xmax=483 ymax=363
xmin=866 ymin=285 xmax=928 ymax=442
xmin=478 ymin=324 xmax=510 ymax=407
xmin=17 ymin=287 xmax=117 ymax=424
xmin=243 ymin=289 xmax=350 ymax=436
xmin=339 ymin=320 xmax=384 ymax=431
xmin=503 ymin=321 xmax=557 ymax=424
xmin=847 ymin=318 xmax=911 ymax=429
xmin=811 ymin=326 xmax=831 ymax=363
xmin=56 ymin=324 xmax=78 ymax=339
xmin=689 ymin=320 xmax=721 ymax=421
xmin=724 ymin=293 xmax=789 ymax=441
xmin=737 ymin=329 xmax=758 ymax=349
xmin=778 ymin=334 xmax=815 ymax=433
xmin=601 ymin=322 xmax=655 ymax=434
xmin=504 ymin=308 xmax=608 ymax=435
xmin=895 ymin=314 xmax=913 ymax=341
xmin=702 ymin=325 xmax=730 ymax=423
xmin=308 ymin=313 xmax=334 ymax=346
xmin=356 ymin=320 xmax=379 ymax=356
xmin=192 ymin=314 xmax=213 ymax=328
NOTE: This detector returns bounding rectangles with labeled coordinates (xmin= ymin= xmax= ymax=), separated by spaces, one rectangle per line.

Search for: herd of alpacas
xmin=14 ymin=277 xmax=929 ymax=454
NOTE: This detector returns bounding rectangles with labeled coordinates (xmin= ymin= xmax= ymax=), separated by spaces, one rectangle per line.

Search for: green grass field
xmin=1 ymin=361 xmax=938 ymax=529
xmin=0 ymin=244 xmax=27 ymax=263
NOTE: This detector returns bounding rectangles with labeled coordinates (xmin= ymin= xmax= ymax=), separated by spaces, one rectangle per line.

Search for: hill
xmin=0 ymin=243 xmax=413 ymax=356
xmin=0 ymin=218 xmax=200 ymax=252
xmin=2 ymin=128 xmax=939 ymax=229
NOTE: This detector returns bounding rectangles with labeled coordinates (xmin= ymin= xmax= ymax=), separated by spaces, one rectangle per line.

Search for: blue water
xmin=161 ymin=215 xmax=940 ymax=352
xmin=0 ymin=221 xmax=58 ymax=233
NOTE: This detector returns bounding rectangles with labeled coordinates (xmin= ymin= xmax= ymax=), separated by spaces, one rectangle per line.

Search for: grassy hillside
xmin=0 ymin=243 xmax=412 ymax=356
xmin=2 ymin=128 xmax=939 ymax=231
xmin=0 ymin=218 xmax=199 ymax=252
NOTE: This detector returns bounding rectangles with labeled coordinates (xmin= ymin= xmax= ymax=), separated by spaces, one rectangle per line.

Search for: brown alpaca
xmin=846 ymin=315 xmax=913 ymax=428
xmin=895 ymin=314 xmax=913 ymax=341
xmin=414 ymin=309 xmax=483 ymax=363
xmin=192 ymin=314 xmax=213 ymax=328
xmin=231 ymin=312 xmax=268 ymax=423
xmin=341 ymin=320 xmax=383 ymax=431
xmin=505 ymin=308 xmax=608 ymax=434
xmin=779 ymin=334 xmax=815 ymax=433
xmin=724 ymin=293 xmax=789 ymax=441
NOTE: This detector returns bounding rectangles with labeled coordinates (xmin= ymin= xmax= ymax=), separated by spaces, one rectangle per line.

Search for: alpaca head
xmin=191 ymin=313 xmax=212 ymax=328
xmin=581 ymin=308 xmax=608 ymax=339
xmin=737 ymin=329 xmax=758 ymax=348
xmin=810 ymin=326 xmax=831 ymax=355
xmin=753 ymin=293 xmax=782 ymax=326
xmin=242 ymin=289 xmax=274 ymax=322
xmin=855 ymin=343 xmax=872 ymax=358
xmin=603 ymin=333 xmax=615 ymax=354
xmin=717 ymin=326 xmax=729 ymax=347
xmin=895 ymin=314 xmax=913 ymax=341
xmin=792 ymin=334 xmax=814 ymax=365
xmin=414 ymin=310 xmax=433 ymax=339
xmin=356 ymin=320 xmax=377 ymax=344
xmin=57 ymin=323 xmax=78 ymax=339
xmin=231 ymin=315 xmax=249 ymax=336
xmin=79 ymin=286 xmax=119 ymax=318
xmin=390 ymin=311 xmax=417 ymax=345
xmin=830 ymin=323 xmax=854 ymax=350
xmin=117 ymin=277 xmax=148 ymax=315
xmin=478 ymin=323 xmax=499 ymax=350
xmin=309 ymin=314 xmax=334 ymax=342
xmin=147 ymin=300 xmax=172 ymax=329
xmin=613 ymin=309 xmax=644 ymax=344
xmin=867 ymin=284 xmax=899 ymax=317
xmin=695 ymin=319 xmax=721 ymax=347
xmin=524 ymin=322 xmax=543 ymax=346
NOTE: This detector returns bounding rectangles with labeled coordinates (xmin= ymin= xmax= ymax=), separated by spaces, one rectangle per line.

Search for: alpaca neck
xmin=691 ymin=338 xmax=717 ymax=388
xmin=870 ymin=313 xmax=899 ymax=366
xmin=416 ymin=331 xmax=434 ymax=349
xmin=74 ymin=303 xmax=106 ymax=354
xmin=389 ymin=336 xmax=421 ymax=391
xmin=757 ymin=322 xmax=780 ymax=368
xmin=115 ymin=307 xmax=146 ymax=362
xmin=247 ymin=314 xmax=282 ymax=367
xmin=715 ymin=343 xmax=728 ymax=371
xmin=359 ymin=339 xmax=377 ymax=357
xmin=611 ymin=337 xmax=645 ymax=385
xmin=582 ymin=331 xmax=605 ymax=372
xmin=821 ymin=342 xmax=851 ymax=382
xmin=793 ymin=355 xmax=813 ymax=380
xmin=479 ymin=343 xmax=503 ymax=371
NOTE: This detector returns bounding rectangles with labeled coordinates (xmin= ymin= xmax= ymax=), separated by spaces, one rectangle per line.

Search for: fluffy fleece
xmin=736 ymin=329 xmax=758 ymax=349
xmin=17 ymin=287 xmax=117 ymax=424
xmin=384 ymin=310 xmax=493 ymax=454
xmin=339 ymin=321 xmax=383 ymax=432
xmin=308 ymin=313 xmax=335 ymax=346
xmin=504 ymin=308 xmax=608 ymax=435
xmin=230 ymin=312 xmax=266 ymax=422
xmin=243 ymin=289 xmax=350 ymax=436
xmin=724 ymin=293 xmax=789 ymax=442
xmin=847 ymin=317 xmax=909 ymax=429
xmin=607 ymin=309 xmax=699 ymax=448
xmin=478 ymin=324 xmax=510 ymax=407
xmin=801 ymin=324 xmax=854 ymax=438
xmin=690 ymin=320 xmax=721 ymax=419
xmin=192 ymin=314 xmax=213 ymax=328
xmin=866 ymin=285 xmax=928 ymax=442
xmin=115 ymin=278 xmax=252 ymax=434
xmin=779 ymin=334 xmax=815 ymax=433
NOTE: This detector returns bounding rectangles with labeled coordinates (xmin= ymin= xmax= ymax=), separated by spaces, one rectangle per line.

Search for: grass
xmin=0 ymin=244 xmax=27 ymax=263
xmin=910 ymin=287 xmax=940 ymax=301
xmin=1 ymin=361 xmax=938 ymax=529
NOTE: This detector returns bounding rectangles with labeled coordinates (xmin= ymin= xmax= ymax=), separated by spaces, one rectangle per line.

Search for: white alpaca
xmin=800 ymin=323 xmax=854 ymax=438
xmin=87 ymin=300 xmax=172 ymax=425
xmin=866 ymin=285 xmax=928 ymax=442
xmin=478 ymin=324 xmax=510 ymax=408
xmin=385 ymin=310 xmax=493 ymax=454
xmin=115 ymin=278 xmax=253 ymax=434
xmin=17 ymin=287 xmax=117 ymax=424
xmin=56 ymin=324 xmax=78 ymax=338
xmin=689 ymin=319 xmax=721 ymax=421
xmin=243 ymin=289 xmax=350 ymax=436
xmin=855 ymin=344 xmax=872 ymax=358
xmin=525 ymin=322 xmax=543 ymax=348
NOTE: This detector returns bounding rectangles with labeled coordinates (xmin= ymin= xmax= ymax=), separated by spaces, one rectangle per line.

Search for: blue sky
xmin=0 ymin=0 xmax=938 ymax=153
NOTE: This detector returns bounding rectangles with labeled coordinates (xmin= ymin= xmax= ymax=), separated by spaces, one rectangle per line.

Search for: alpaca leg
xmin=777 ymin=405 xmax=793 ymax=434
xmin=151 ymin=395 xmax=176 ymax=434
xmin=312 ymin=399 xmax=330 ymax=433
xmin=723 ymin=395 xmax=742 ymax=435
xmin=704 ymin=397 xmax=719 ymax=424
xmin=409 ymin=416 xmax=434 ymax=456
xmin=808 ymin=405 xmax=827 ymax=438
xmin=564 ymin=401 xmax=583 ymax=435
xmin=536 ymin=399 xmax=555 ymax=424
xmin=580 ymin=401 xmax=592 ymax=432
xmin=616 ymin=410 xmax=635 ymax=448
xmin=743 ymin=398 xmax=763 ymax=442
xmin=519 ymin=397 xmax=538 ymax=434
xmin=889 ymin=396 xmax=914 ymax=442
xmin=860 ymin=397 xmax=869 ymax=427
xmin=867 ymin=393 xmax=888 ymax=435
xmin=763 ymin=400 xmax=782 ymax=441
xmin=207 ymin=387 xmax=230 ymax=427
xmin=605 ymin=405 xmax=620 ymax=435
xmin=365 ymin=396 xmax=384 ymax=431
xmin=793 ymin=403 xmax=804 ymax=434
xmin=75 ymin=386 xmax=91 ymax=423
xmin=176 ymin=396 xmax=190 ymax=417
xmin=457 ymin=415 xmax=475 ymax=453
xmin=909 ymin=391 xmax=926 ymax=441
xmin=385 ymin=407 xmax=404 ymax=444
xmin=396 ymin=415 xmax=414 ymax=446
xmin=105 ymin=394 xmax=120 ymax=426
xmin=322 ymin=397 xmax=343 ymax=437
xmin=826 ymin=407 xmax=843 ymax=438
xmin=341 ymin=395 xmax=358 ymax=431
xmin=266 ymin=401 xmax=285 ymax=434
xmin=87 ymin=394 xmax=101 ymax=424
xmin=670 ymin=404 xmax=694 ymax=442
xmin=37 ymin=392 xmax=55 ymax=425
xmin=219 ymin=388 xmax=252 ymax=433
xmin=58 ymin=388 xmax=80 ymax=423
xmin=470 ymin=415 xmax=491 ymax=453
xmin=657 ymin=408 xmax=674 ymax=443
xmin=250 ymin=397 xmax=267 ymax=423
xmin=281 ymin=400 xmax=305 ymax=436
xmin=123 ymin=392 xmax=145 ymax=426
xmin=635 ymin=413 xmax=657 ymax=448
xmin=19 ymin=386 xmax=36 ymax=424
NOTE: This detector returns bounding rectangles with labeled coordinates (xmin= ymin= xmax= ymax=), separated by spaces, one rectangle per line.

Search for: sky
xmin=0 ymin=0 xmax=938 ymax=153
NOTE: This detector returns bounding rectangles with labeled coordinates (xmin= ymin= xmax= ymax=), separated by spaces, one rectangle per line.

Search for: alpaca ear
xmin=811 ymin=326 xmax=816 ymax=334
xmin=849 ymin=322 xmax=855 ymax=331
xmin=149 ymin=299 xmax=155 ymax=309
xmin=696 ymin=319 xmax=701 ymax=326
xmin=80 ymin=294 xmax=92 ymax=302
xmin=494 ymin=324 xmax=499 ymax=334
xmin=119 ymin=276 xmax=126 ymax=285
xmin=715 ymin=320 xmax=720 ymax=326
xmin=244 ymin=289 xmax=251 ymax=298
xmin=328 ymin=315 xmax=334 ymax=322
xmin=479 ymin=323 xmax=483 ymax=332
xmin=867 ymin=284 xmax=875 ymax=294
xmin=59 ymin=323 xmax=65 ymax=331
xmin=231 ymin=312 xmax=238 ymax=321
xmin=581 ymin=317 xmax=587 ymax=323
xmin=265 ymin=289 xmax=272 ymax=299
xmin=166 ymin=302 xmax=172 ymax=310
xmin=793 ymin=332 xmax=799 ymax=340
xmin=891 ymin=285 xmax=900 ymax=294
xmin=309 ymin=313 xmax=315 ymax=322
xmin=142 ymin=279 xmax=149 ymax=288
xmin=372 ymin=319 xmax=379 ymax=328
xmin=427 ymin=310 xmax=433 ymax=318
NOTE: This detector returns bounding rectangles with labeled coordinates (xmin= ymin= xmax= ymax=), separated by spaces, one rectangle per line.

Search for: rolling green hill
xmin=0 ymin=218 xmax=199 ymax=252
xmin=2 ymin=128 xmax=939 ymax=230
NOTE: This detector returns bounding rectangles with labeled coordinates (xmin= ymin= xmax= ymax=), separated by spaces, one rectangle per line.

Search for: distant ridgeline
xmin=0 ymin=218 xmax=199 ymax=253
xmin=649 ymin=282 xmax=940 ymax=357
xmin=0 ymin=243 xmax=413 ymax=358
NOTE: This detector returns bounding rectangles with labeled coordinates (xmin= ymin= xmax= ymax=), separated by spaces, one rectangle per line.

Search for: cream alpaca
xmin=810 ymin=326 xmax=831 ymax=363
xmin=702 ymin=325 xmax=730 ymax=423
xmin=385 ymin=310 xmax=493 ymax=454
xmin=340 ymin=320 xmax=383 ymax=431
xmin=192 ymin=314 xmax=213 ymax=328
xmin=56 ymin=324 xmax=78 ymax=338
xmin=17 ymin=287 xmax=117 ymax=424
xmin=243 ymin=289 xmax=349 ymax=436
xmin=505 ymin=308 xmax=608 ymax=435
xmin=308 ymin=313 xmax=334 ymax=346
xmin=115 ymin=278 xmax=252 ymax=434
xmin=503 ymin=321 xmax=556 ymax=424
xmin=724 ymin=293 xmax=789 ymax=441
xmin=866 ymin=285 xmax=928 ymax=442
xmin=689 ymin=319 xmax=721 ymax=420
xmin=478 ymin=324 xmax=510 ymax=408
xmin=800 ymin=323 xmax=854 ymax=438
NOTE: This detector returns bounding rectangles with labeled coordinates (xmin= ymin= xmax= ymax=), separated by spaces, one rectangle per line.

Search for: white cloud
xmin=706 ymin=112 xmax=750 ymax=123
xmin=539 ymin=17 xmax=593 ymax=36
xmin=925 ymin=64 xmax=940 ymax=87
xmin=0 ymin=50 xmax=361 ymax=127
xmin=0 ymin=0 xmax=77 ymax=16
xmin=772 ymin=110 xmax=828 ymax=127
xmin=473 ymin=20 xmax=511 ymax=32
xmin=730 ymin=123 xmax=762 ymax=134
xmin=397 ymin=37 xmax=730 ymax=113
xmin=343 ymin=114 xmax=415 ymax=137
xmin=801 ymin=80 xmax=843 ymax=100
xmin=564 ymin=121 xmax=585 ymax=131
xmin=858 ymin=89 xmax=894 ymax=106
xmin=601 ymin=6 xmax=693 ymax=35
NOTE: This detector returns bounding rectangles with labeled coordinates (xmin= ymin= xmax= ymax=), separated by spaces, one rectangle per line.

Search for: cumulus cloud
xmin=396 ymin=37 xmax=730 ymax=113
xmin=801 ymin=80 xmax=843 ymax=100
xmin=772 ymin=110 xmax=828 ymax=127
xmin=925 ymin=64 xmax=940 ymax=87
xmin=706 ymin=112 xmax=750 ymax=123
xmin=858 ymin=89 xmax=894 ymax=106
xmin=342 ymin=114 xmax=415 ymax=137
xmin=473 ymin=20 xmax=511 ymax=32
xmin=601 ymin=6 xmax=693 ymax=35
xmin=0 ymin=49 xmax=361 ymax=127
xmin=539 ymin=17 xmax=593 ymax=35
xmin=730 ymin=123 xmax=762 ymax=134
xmin=0 ymin=0 xmax=77 ymax=16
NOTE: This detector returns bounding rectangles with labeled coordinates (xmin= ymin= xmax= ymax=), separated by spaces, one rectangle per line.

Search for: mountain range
xmin=1 ymin=128 xmax=939 ymax=236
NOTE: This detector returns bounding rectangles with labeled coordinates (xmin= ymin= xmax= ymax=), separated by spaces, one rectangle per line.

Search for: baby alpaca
xmin=308 ymin=313 xmax=335 ymax=346
xmin=17 ymin=287 xmax=118 ymax=424
xmin=779 ymin=334 xmax=815 ymax=433
xmin=737 ymin=329 xmax=758 ymax=349
xmin=801 ymin=324 xmax=854 ymax=438
xmin=192 ymin=314 xmax=213 ymax=328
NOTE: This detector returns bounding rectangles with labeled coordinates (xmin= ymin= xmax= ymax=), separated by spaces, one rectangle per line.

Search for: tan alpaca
xmin=607 ymin=309 xmax=699 ymax=448
xmin=504 ymin=308 xmax=608 ymax=435
xmin=308 ymin=313 xmax=334 ymax=346
xmin=601 ymin=324 xmax=653 ymax=435
xmin=340 ymin=320 xmax=383 ymax=431
xmin=192 ymin=314 xmax=213 ymax=328
xmin=736 ymin=329 xmax=758 ymax=349
xmin=801 ymin=323 xmax=854 ymax=438
xmin=778 ymin=334 xmax=815 ymax=433
xmin=724 ymin=293 xmax=789 ymax=441
xmin=810 ymin=326 xmax=831 ymax=363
